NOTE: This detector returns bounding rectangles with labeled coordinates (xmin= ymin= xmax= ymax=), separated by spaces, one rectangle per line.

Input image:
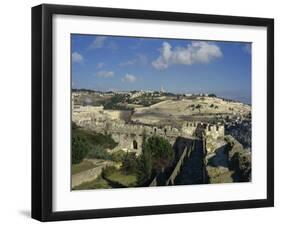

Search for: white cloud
xmin=152 ymin=41 xmax=222 ymax=70
xmin=72 ymin=52 xmax=83 ymax=63
xmin=96 ymin=70 xmax=114 ymax=78
xmin=122 ymin=74 xmax=137 ymax=83
xmin=119 ymin=54 xmax=148 ymax=66
xmin=89 ymin=37 xmax=118 ymax=51
xmin=89 ymin=36 xmax=107 ymax=49
xmin=96 ymin=62 xmax=105 ymax=69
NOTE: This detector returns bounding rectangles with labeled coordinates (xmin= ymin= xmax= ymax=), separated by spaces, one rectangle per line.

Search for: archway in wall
xmin=133 ymin=140 xmax=138 ymax=150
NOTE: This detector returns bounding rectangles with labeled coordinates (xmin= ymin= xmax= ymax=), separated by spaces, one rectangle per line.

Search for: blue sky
xmin=71 ymin=34 xmax=251 ymax=103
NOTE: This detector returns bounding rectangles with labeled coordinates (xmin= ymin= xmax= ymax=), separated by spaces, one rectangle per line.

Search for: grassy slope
xmin=106 ymin=171 xmax=137 ymax=187
xmin=73 ymin=176 xmax=111 ymax=190
xmin=72 ymin=170 xmax=137 ymax=190
xmin=71 ymin=159 xmax=97 ymax=175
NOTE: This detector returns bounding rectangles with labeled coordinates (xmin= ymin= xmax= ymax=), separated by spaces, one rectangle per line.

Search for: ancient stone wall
xmin=205 ymin=124 xmax=225 ymax=139
xmin=205 ymin=124 xmax=225 ymax=153
xmin=73 ymin=111 xmax=225 ymax=155
xmin=181 ymin=122 xmax=198 ymax=136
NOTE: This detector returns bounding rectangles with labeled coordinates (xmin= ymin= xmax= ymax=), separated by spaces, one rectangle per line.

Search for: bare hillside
xmin=131 ymin=97 xmax=251 ymax=125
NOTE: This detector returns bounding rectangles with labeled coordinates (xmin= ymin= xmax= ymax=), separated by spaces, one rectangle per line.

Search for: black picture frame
xmin=32 ymin=3 xmax=274 ymax=222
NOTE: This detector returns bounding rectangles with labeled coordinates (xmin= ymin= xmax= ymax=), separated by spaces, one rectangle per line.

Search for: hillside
xmin=131 ymin=96 xmax=251 ymax=125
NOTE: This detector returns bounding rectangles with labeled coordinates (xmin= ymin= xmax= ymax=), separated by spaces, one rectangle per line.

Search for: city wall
xmin=72 ymin=105 xmax=225 ymax=155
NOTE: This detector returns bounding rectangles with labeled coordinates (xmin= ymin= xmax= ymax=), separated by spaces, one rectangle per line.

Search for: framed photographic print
xmin=32 ymin=4 xmax=274 ymax=221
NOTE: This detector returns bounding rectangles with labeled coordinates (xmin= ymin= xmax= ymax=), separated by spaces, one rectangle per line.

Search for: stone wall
xmin=181 ymin=122 xmax=199 ymax=136
xmin=106 ymin=121 xmax=180 ymax=155
xmin=73 ymin=111 xmax=225 ymax=155
xmin=205 ymin=124 xmax=225 ymax=139
xmin=205 ymin=124 xmax=225 ymax=153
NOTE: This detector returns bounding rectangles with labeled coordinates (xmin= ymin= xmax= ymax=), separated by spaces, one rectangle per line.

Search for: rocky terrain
xmin=206 ymin=135 xmax=251 ymax=183
xmin=225 ymin=120 xmax=251 ymax=149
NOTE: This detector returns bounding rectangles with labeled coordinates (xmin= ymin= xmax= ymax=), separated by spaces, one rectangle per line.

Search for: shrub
xmin=111 ymin=150 xmax=127 ymax=162
xmin=102 ymin=166 xmax=117 ymax=178
xmin=84 ymin=132 xmax=117 ymax=149
xmin=121 ymin=152 xmax=138 ymax=174
xmin=87 ymin=145 xmax=111 ymax=160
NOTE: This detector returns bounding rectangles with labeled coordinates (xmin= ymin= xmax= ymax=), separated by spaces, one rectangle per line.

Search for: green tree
xmin=148 ymin=136 xmax=174 ymax=172
xmin=71 ymin=122 xmax=117 ymax=161
xmin=137 ymin=133 xmax=152 ymax=185
xmin=72 ymin=132 xmax=90 ymax=164
xmin=137 ymin=135 xmax=174 ymax=185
